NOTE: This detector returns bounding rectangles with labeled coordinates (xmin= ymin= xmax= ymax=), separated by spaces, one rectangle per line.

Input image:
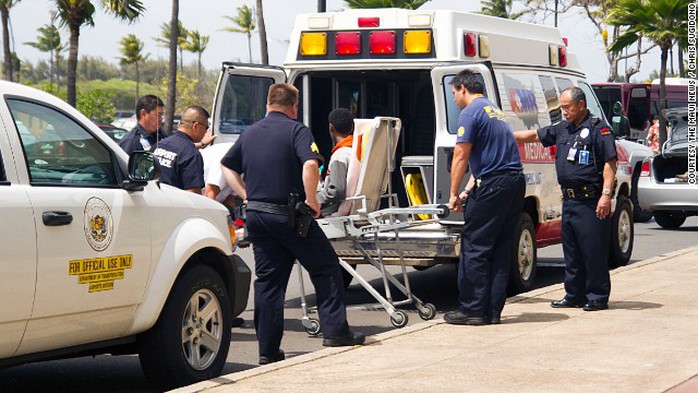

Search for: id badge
xmin=579 ymin=150 xmax=589 ymax=165
xmin=566 ymin=147 xmax=578 ymax=162
xmin=139 ymin=136 xmax=152 ymax=151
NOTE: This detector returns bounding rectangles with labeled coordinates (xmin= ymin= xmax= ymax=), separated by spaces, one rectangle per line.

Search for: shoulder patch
xmin=310 ymin=142 xmax=319 ymax=154
xmin=457 ymin=127 xmax=465 ymax=137
xmin=600 ymin=128 xmax=611 ymax=135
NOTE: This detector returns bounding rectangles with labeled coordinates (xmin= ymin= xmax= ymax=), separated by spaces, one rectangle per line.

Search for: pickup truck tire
xmin=654 ymin=211 xmax=687 ymax=229
xmin=139 ymin=265 xmax=232 ymax=390
xmin=609 ymin=195 xmax=634 ymax=268
xmin=508 ymin=212 xmax=537 ymax=295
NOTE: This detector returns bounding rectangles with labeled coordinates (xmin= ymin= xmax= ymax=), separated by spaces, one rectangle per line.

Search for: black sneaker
xmin=322 ymin=331 xmax=366 ymax=347
xmin=259 ymin=349 xmax=285 ymax=365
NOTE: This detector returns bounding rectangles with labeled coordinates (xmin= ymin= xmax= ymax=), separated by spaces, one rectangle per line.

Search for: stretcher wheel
xmin=305 ymin=318 xmax=321 ymax=336
xmin=390 ymin=311 xmax=408 ymax=328
xmin=418 ymin=303 xmax=436 ymax=320
xmin=436 ymin=204 xmax=450 ymax=219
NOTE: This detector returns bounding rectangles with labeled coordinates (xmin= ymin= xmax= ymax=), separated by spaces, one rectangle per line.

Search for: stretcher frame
xmin=297 ymin=117 xmax=449 ymax=332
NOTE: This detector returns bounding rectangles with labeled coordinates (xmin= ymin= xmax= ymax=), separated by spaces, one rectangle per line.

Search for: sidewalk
xmin=176 ymin=246 xmax=698 ymax=393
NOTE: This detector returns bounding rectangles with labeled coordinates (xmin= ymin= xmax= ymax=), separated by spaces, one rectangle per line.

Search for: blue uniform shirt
xmin=152 ymin=131 xmax=204 ymax=190
xmin=119 ymin=124 xmax=168 ymax=155
xmin=221 ymin=111 xmax=323 ymax=204
xmin=537 ymin=112 xmax=617 ymax=188
xmin=456 ymin=96 xmax=522 ymax=178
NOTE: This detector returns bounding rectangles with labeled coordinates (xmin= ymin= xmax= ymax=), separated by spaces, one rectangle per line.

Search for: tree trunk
xmin=135 ymin=62 xmax=140 ymax=108
xmin=678 ymin=41 xmax=684 ymax=77
xmin=197 ymin=52 xmax=202 ymax=77
xmin=49 ymin=49 xmax=55 ymax=88
xmin=658 ymin=47 xmax=668 ymax=147
xmin=247 ymin=33 xmax=252 ymax=63
xmin=165 ymin=0 xmax=179 ymax=135
xmin=318 ymin=0 xmax=326 ymax=12
xmin=67 ymin=22 xmax=80 ymax=107
xmin=256 ymin=0 xmax=268 ymax=65
xmin=179 ymin=46 xmax=183 ymax=73
xmin=1 ymin=4 xmax=12 ymax=81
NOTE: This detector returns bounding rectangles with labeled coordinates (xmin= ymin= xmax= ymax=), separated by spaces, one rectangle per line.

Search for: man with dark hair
xmin=220 ymin=83 xmax=364 ymax=366
xmin=152 ymin=106 xmax=210 ymax=193
xmin=119 ymin=95 xmax=166 ymax=155
xmin=445 ymin=69 xmax=525 ymax=326
xmin=514 ymin=86 xmax=617 ymax=311
xmin=317 ymin=108 xmax=355 ymax=216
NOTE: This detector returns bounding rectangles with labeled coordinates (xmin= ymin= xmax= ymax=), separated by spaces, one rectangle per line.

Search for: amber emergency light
xmin=403 ymin=30 xmax=432 ymax=54
xmin=300 ymin=32 xmax=327 ymax=56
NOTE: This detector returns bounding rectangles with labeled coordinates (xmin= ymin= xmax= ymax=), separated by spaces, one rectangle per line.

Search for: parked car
xmin=97 ymin=123 xmax=128 ymax=142
xmin=637 ymin=107 xmax=697 ymax=228
xmin=0 ymin=81 xmax=250 ymax=390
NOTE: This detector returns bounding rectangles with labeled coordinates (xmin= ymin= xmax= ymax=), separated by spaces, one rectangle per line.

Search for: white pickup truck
xmin=0 ymin=81 xmax=250 ymax=390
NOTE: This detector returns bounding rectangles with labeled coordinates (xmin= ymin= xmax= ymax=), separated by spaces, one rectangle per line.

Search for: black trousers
xmin=561 ymin=199 xmax=611 ymax=303
xmin=246 ymin=211 xmax=350 ymax=356
xmin=458 ymin=171 xmax=525 ymax=319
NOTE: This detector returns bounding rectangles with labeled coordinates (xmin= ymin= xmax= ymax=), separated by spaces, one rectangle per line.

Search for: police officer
xmin=152 ymin=106 xmax=210 ymax=193
xmin=445 ymin=70 xmax=526 ymax=326
xmin=119 ymin=95 xmax=167 ymax=155
xmin=514 ymin=86 xmax=617 ymax=311
xmin=220 ymin=83 xmax=364 ymax=365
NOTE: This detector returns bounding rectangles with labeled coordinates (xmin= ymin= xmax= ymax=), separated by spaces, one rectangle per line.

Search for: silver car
xmin=637 ymin=107 xmax=697 ymax=228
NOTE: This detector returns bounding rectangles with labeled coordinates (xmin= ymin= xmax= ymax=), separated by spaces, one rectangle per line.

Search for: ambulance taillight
xmin=336 ymin=32 xmax=361 ymax=55
xmin=464 ymin=33 xmax=477 ymax=57
xmin=559 ymin=45 xmax=568 ymax=67
xmin=369 ymin=31 xmax=396 ymax=54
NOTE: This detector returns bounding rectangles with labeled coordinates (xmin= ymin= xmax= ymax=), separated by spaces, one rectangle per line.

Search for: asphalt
xmin=174 ymin=245 xmax=698 ymax=393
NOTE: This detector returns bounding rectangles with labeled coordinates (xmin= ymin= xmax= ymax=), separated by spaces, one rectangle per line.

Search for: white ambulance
xmin=212 ymin=8 xmax=634 ymax=293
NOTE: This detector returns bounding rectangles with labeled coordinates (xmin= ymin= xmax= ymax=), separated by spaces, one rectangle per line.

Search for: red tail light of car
xmin=640 ymin=160 xmax=651 ymax=177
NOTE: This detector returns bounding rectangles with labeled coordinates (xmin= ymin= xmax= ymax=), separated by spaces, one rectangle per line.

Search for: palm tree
xmin=0 ymin=0 xmax=20 ymax=81
xmin=607 ymin=0 xmax=691 ymax=146
xmin=164 ymin=0 xmax=178 ymax=134
xmin=345 ymin=0 xmax=428 ymax=9
xmin=154 ymin=21 xmax=188 ymax=73
xmin=480 ymin=0 xmax=524 ymax=19
xmin=256 ymin=0 xmax=268 ymax=65
xmin=183 ymin=29 xmax=209 ymax=77
xmin=222 ymin=5 xmax=256 ymax=63
xmin=54 ymin=0 xmax=144 ymax=107
xmin=118 ymin=34 xmax=148 ymax=106
xmin=25 ymin=23 xmax=62 ymax=87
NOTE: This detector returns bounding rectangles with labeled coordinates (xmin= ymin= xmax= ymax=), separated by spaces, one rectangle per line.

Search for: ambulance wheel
xmin=609 ymin=195 xmax=634 ymax=268
xmin=418 ymin=303 xmax=437 ymax=321
xmin=139 ymin=265 xmax=231 ymax=390
xmin=305 ymin=318 xmax=321 ymax=336
xmin=508 ymin=212 xmax=537 ymax=295
xmin=341 ymin=264 xmax=357 ymax=290
xmin=390 ymin=311 xmax=408 ymax=328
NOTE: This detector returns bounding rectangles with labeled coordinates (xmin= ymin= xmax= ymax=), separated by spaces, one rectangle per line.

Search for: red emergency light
xmin=464 ymin=32 xmax=477 ymax=57
xmin=358 ymin=17 xmax=380 ymax=27
xmin=559 ymin=45 xmax=567 ymax=67
xmin=335 ymin=32 xmax=361 ymax=55
xmin=369 ymin=31 xmax=396 ymax=54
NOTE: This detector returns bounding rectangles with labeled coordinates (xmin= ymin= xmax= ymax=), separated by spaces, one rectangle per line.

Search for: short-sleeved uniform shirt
xmin=152 ymin=131 xmax=204 ymax=190
xmin=119 ymin=124 xmax=168 ymax=155
xmin=221 ymin=111 xmax=322 ymax=204
xmin=537 ymin=112 xmax=617 ymax=188
xmin=456 ymin=96 xmax=522 ymax=178
xmin=201 ymin=142 xmax=235 ymax=203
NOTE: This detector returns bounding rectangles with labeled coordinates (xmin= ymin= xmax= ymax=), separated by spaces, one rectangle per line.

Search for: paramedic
xmin=317 ymin=108 xmax=355 ymax=216
xmin=220 ymin=83 xmax=365 ymax=365
xmin=513 ymin=86 xmax=617 ymax=312
xmin=445 ymin=70 xmax=525 ymax=326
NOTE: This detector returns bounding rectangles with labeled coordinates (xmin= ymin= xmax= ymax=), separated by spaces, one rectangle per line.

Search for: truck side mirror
xmin=123 ymin=151 xmax=160 ymax=191
xmin=612 ymin=101 xmax=624 ymax=116
xmin=612 ymin=115 xmax=630 ymax=138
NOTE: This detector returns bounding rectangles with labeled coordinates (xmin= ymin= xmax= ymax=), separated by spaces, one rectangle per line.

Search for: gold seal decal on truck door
xmin=83 ymin=197 xmax=113 ymax=252
xmin=68 ymin=254 xmax=133 ymax=293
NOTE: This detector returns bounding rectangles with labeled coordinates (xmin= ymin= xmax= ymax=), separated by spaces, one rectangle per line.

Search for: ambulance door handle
xmin=42 ymin=211 xmax=73 ymax=226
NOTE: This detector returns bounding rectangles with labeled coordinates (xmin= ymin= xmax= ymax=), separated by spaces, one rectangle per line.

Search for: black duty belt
xmin=562 ymin=184 xmax=601 ymax=200
xmin=245 ymin=201 xmax=289 ymax=216
xmin=479 ymin=169 xmax=522 ymax=181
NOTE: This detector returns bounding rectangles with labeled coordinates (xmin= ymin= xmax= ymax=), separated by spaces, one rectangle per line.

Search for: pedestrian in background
xmin=445 ymin=70 xmax=525 ymax=326
xmin=514 ymin=86 xmax=617 ymax=311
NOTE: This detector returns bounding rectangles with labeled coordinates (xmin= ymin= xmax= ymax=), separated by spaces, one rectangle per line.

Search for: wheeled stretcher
xmin=297 ymin=117 xmax=449 ymax=333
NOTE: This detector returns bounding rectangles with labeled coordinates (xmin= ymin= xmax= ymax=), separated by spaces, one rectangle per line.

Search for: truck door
xmin=430 ymin=64 xmax=497 ymax=209
xmin=211 ymin=63 xmax=286 ymax=144
xmin=4 ymin=98 xmax=152 ymax=355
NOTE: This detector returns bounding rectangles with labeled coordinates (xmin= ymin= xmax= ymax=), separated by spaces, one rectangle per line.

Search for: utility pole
xmin=318 ymin=0 xmax=326 ymax=12
xmin=554 ymin=0 xmax=559 ymax=27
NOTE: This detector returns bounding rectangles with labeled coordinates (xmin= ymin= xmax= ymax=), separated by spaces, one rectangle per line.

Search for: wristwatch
xmin=602 ymin=188 xmax=611 ymax=196
xmin=200 ymin=142 xmax=208 ymax=149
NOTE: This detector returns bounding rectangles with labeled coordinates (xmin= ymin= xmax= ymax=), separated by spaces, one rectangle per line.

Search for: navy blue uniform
xmin=119 ymin=124 xmax=168 ymax=155
xmin=152 ymin=131 xmax=204 ymax=190
xmin=221 ymin=111 xmax=350 ymax=357
xmin=456 ymin=97 xmax=526 ymax=321
xmin=537 ymin=112 xmax=617 ymax=304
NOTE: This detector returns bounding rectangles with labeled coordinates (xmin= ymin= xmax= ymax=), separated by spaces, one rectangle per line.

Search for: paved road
xmin=1 ymin=217 xmax=696 ymax=392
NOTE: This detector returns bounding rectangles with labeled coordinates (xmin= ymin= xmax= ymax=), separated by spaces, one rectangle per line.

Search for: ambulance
xmin=211 ymin=8 xmax=634 ymax=293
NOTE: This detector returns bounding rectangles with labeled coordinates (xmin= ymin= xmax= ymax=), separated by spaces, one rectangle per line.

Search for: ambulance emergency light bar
xmin=300 ymin=29 xmax=434 ymax=58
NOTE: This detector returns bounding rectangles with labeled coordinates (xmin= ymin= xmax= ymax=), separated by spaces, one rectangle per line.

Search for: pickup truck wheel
xmin=139 ymin=265 xmax=231 ymax=390
xmin=654 ymin=211 xmax=687 ymax=229
xmin=609 ymin=195 xmax=634 ymax=268
xmin=508 ymin=212 xmax=537 ymax=295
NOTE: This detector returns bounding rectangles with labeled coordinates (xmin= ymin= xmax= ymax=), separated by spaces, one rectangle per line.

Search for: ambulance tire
xmin=508 ymin=213 xmax=537 ymax=295
xmin=139 ymin=265 xmax=231 ymax=390
xmin=609 ymin=195 xmax=634 ymax=269
xmin=341 ymin=264 xmax=357 ymax=290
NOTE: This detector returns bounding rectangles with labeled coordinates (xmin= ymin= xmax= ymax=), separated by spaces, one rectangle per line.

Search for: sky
xmin=10 ymin=0 xmax=668 ymax=83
